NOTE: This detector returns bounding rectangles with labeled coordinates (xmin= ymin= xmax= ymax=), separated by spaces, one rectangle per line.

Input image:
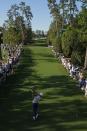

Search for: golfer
xmin=32 ymin=92 xmax=43 ymax=120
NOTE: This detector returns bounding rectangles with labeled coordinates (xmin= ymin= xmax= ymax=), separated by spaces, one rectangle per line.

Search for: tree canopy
xmin=47 ymin=0 xmax=87 ymax=68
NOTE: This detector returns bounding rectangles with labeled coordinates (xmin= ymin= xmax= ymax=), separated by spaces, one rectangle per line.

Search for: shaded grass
xmin=0 ymin=40 xmax=87 ymax=131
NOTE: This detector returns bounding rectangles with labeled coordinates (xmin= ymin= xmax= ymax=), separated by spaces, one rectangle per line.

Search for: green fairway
xmin=0 ymin=40 xmax=87 ymax=131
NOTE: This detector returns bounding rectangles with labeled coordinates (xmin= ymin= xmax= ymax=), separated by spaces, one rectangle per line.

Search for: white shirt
xmin=71 ymin=66 xmax=75 ymax=72
xmin=9 ymin=58 xmax=12 ymax=64
xmin=32 ymin=95 xmax=41 ymax=103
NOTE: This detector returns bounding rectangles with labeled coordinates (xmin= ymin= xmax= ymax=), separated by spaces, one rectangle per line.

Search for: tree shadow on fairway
xmin=39 ymin=100 xmax=87 ymax=131
xmin=0 ymin=45 xmax=87 ymax=131
xmin=30 ymin=75 xmax=87 ymax=131
xmin=0 ymin=46 xmax=38 ymax=131
xmin=20 ymin=74 xmax=87 ymax=131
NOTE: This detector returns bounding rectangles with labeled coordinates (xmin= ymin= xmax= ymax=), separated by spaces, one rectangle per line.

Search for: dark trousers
xmin=80 ymin=80 xmax=86 ymax=88
xmin=32 ymin=103 xmax=38 ymax=117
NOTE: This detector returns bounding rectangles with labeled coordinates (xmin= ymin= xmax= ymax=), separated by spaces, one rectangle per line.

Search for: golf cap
xmin=39 ymin=92 xmax=43 ymax=96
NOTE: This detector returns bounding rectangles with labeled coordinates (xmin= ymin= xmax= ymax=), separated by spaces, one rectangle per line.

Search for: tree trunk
xmin=19 ymin=22 xmax=25 ymax=44
xmin=84 ymin=46 xmax=87 ymax=69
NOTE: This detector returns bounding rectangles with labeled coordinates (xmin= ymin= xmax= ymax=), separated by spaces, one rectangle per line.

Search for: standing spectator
xmin=85 ymin=79 xmax=87 ymax=96
xmin=79 ymin=71 xmax=86 ymax=90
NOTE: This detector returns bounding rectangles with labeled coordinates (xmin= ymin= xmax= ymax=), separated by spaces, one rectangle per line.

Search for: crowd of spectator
xmin=51 ymin=47 xmax=87 ymax=96
xmin=0 ymin=43 xmax=23 ymax=85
